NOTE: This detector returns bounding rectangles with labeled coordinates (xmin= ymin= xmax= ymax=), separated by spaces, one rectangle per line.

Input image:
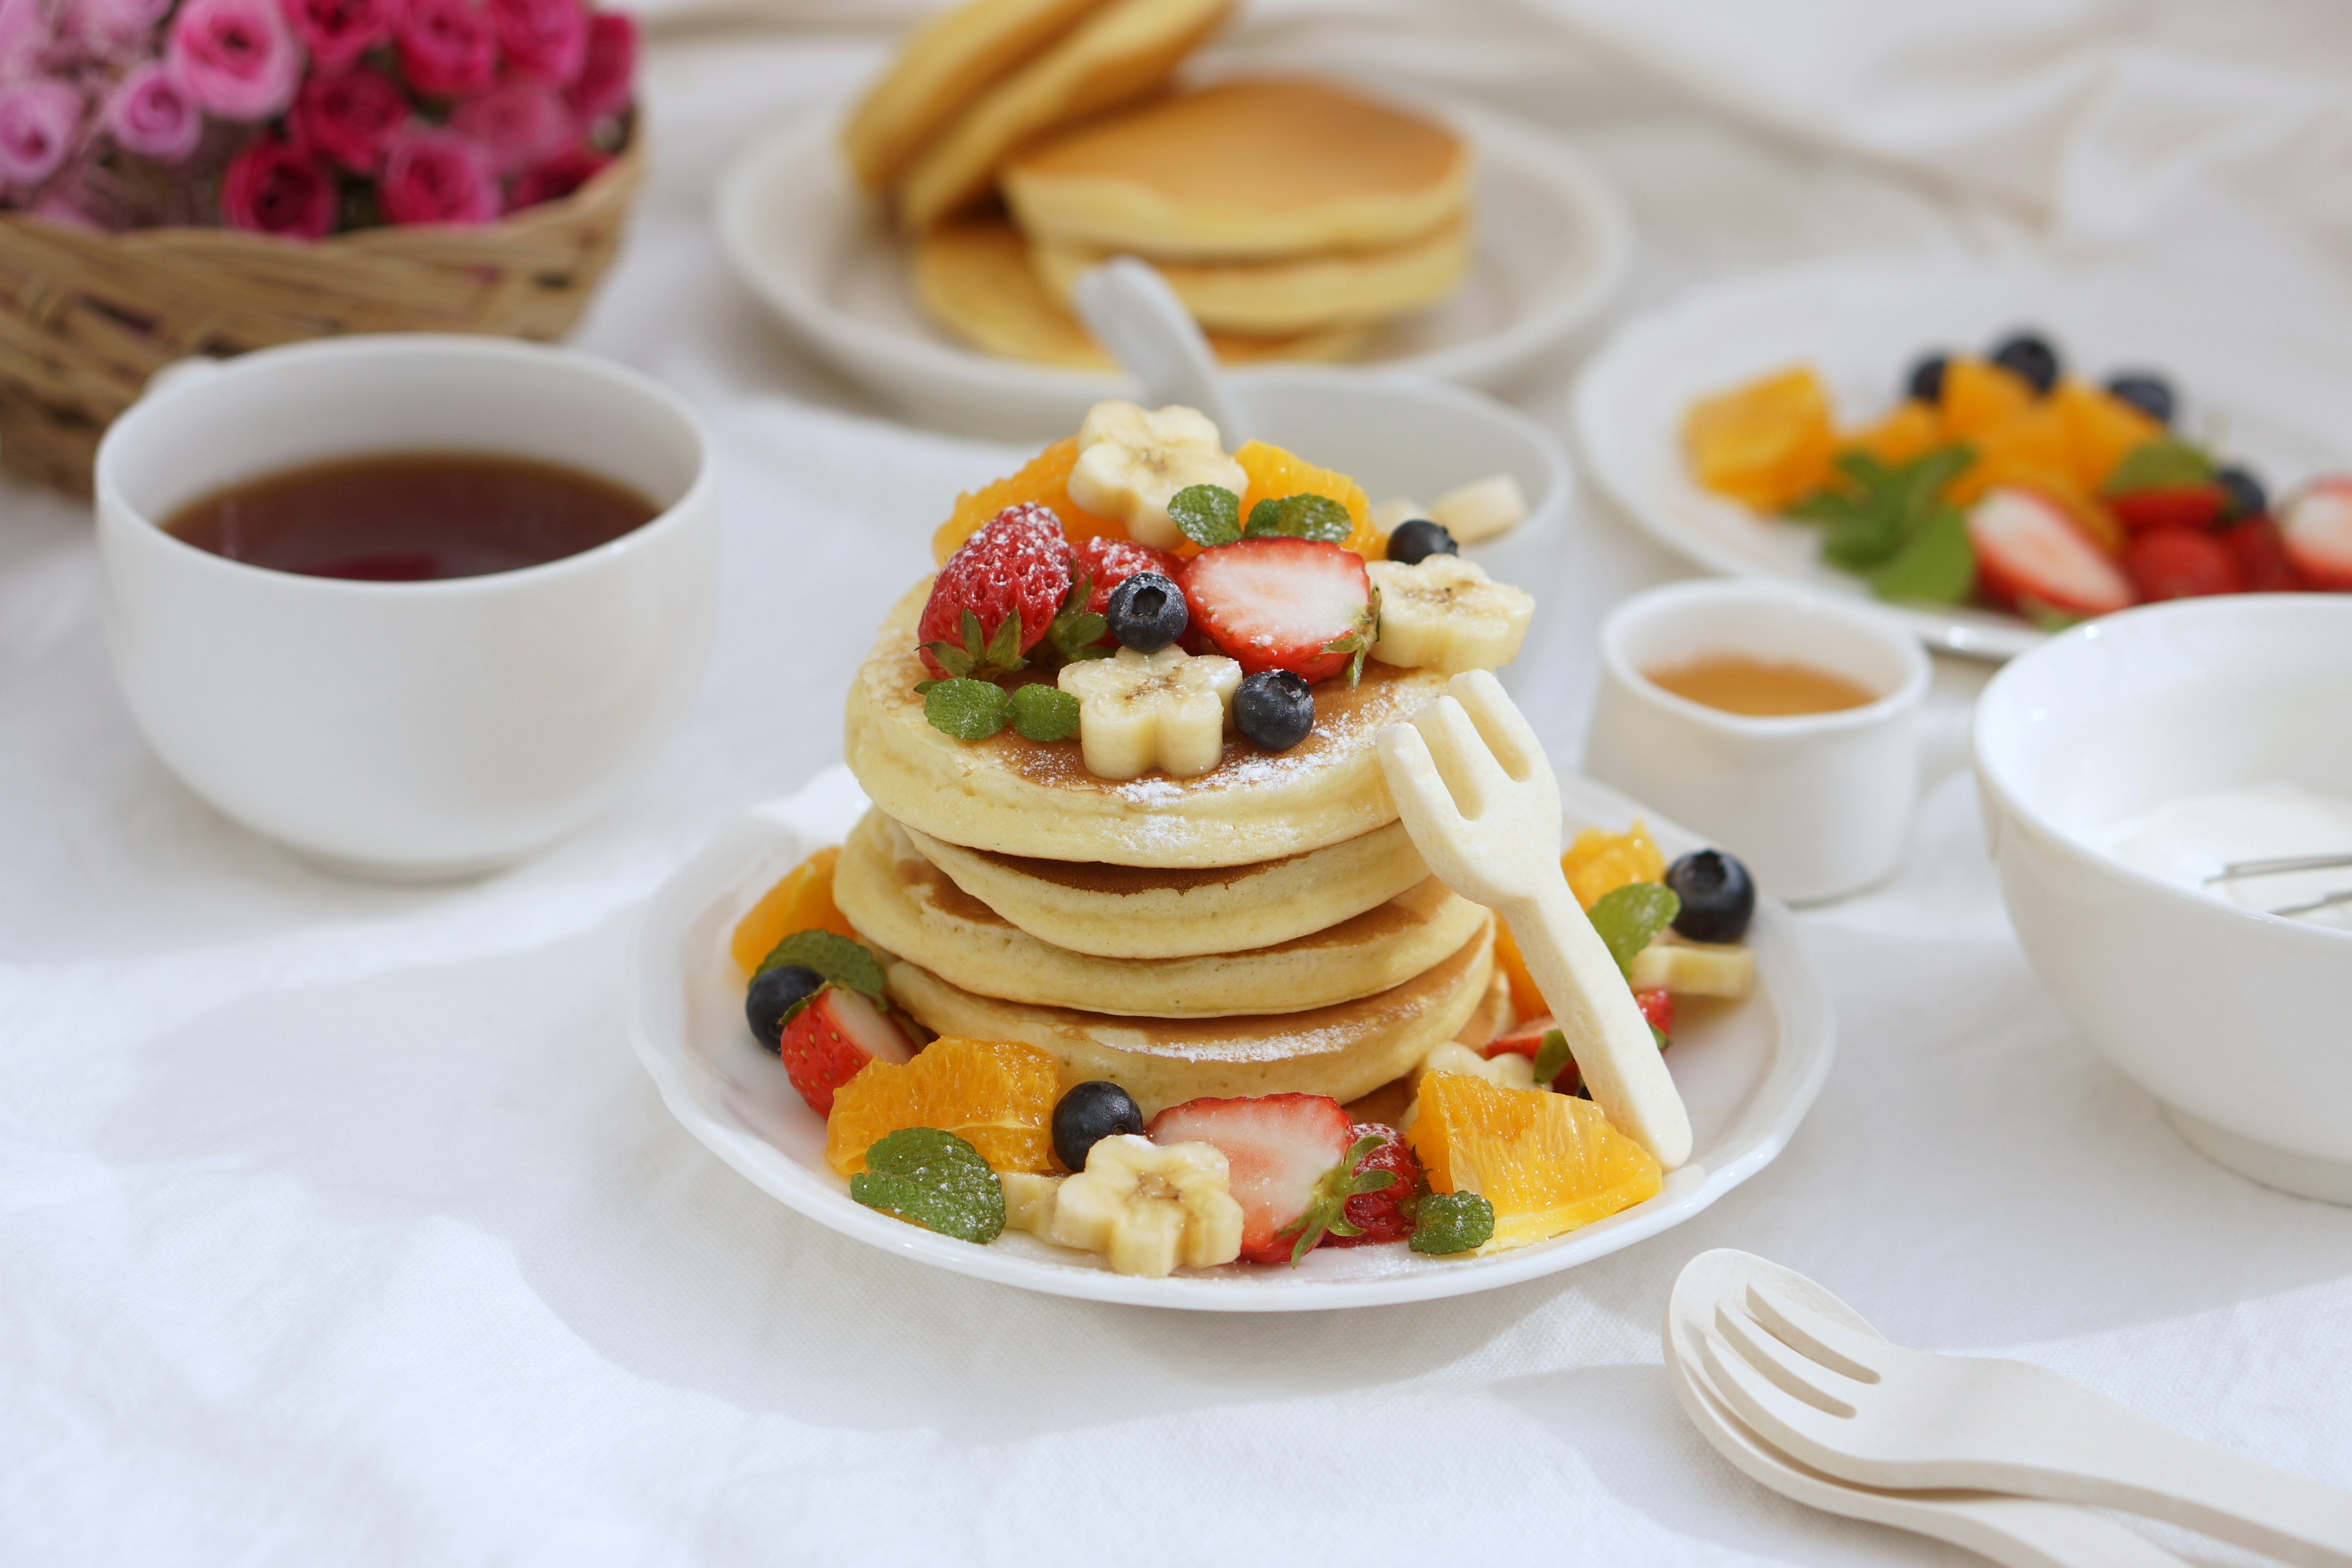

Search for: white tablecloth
xmin=6 ymin=4 xmax=2350 ymax=1562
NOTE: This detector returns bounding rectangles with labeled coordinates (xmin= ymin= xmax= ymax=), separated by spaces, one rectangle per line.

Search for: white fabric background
xmin=4 ymin=2 xmax=2350 ymax=1562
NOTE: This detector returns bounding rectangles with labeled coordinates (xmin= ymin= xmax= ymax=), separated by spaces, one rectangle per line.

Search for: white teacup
xmin=96 ymin=335 xmax=719 ymax=878
xmin=1581 ymin=581 xmax=1929 ymax=904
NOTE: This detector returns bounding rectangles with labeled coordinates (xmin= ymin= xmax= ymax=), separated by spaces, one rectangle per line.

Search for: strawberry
xmin=1071 ymin=535 xmax=1184 ymax=617
xmin=1180 ymin=537 xmax=1374 ymax=683
xmin=1147 ymin=1091 xmax=1355 ymax=1264
xmin=2108 ymin=484 xmax=2226 ymax=535
xmin=1483 ymin=1014 xmax=1578 ymax=1091
xmin=2123 ymin=529 xmax=2243 ymax=601
xmin=918 ymin=502 xmax=1073 ymax=679
xmin=2281 ymin=478 xmax=2352 ymax=590
xmin=1320 ymin=1123 xmax=1421 ymax=1248
xmin=1967 ymin=487 xmax=2133 ymax=622
xmin=1635 ymin=986 xmax=1675 ymax=1042
xmin=777 ymin=987 xmax=914 ymax=1117
xmin=2221 ymin=517 xmax=2299 ymax=592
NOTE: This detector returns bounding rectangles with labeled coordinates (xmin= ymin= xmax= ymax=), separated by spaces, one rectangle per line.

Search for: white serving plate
xmin=717 ymin=102 xmax=1630 ymax=440
xmin=628 ymin=765 xmax=1834 ymax=1311
xmin=1571 ymin=257 xmax=2352 ymax=660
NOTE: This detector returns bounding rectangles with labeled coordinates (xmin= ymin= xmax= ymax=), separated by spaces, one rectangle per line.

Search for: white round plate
xmin=716 ymin=102 xmax=1630 ymax=441
xmin=628 ymin=765 xmax=1834 ymax=1311
xmin=1572 ymin=257 xmax=2352 ymax=660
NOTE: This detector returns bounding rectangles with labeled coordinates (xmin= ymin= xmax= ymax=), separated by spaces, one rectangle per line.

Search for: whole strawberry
xmin=1321 ymin=1123 xmax=1422 ymax=1248
xmin=1072 ymin=535 xmax=1184 ymax=617
xmin=918 ymin=502 xmax=1074 ymax=679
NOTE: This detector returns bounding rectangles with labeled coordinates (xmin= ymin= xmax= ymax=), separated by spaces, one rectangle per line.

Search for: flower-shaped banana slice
xmin=1066 ymin=400 xmax=1248 ymax=549
xmin=1366 ymin=556 xmax=1535 ymax=674
xmin=1058 ymin=645 xmax=1242 ymax=780
xmin=1047 ymin=1134 xmax=1243 ymax=1277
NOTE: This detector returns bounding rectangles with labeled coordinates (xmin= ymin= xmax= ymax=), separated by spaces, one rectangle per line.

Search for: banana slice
xmin=1001 ymin=1172 xmax=1066 ymax=1234
xmin=1066 ymin=400 xmax=1247 ymax=549
xmin=1366 ymin=556 xmax=1535 ymax=674
xmin=1415 ymin=1041 xmax=1535 ymax=1091
xmin=1629 ymin=939 xmax=1755 ymax=999
xmin=1370 ymin=496 xmax=1428 ymax=532
xmin=1046 ymin=1134 xmax=1243 ymax=1276
xmin=1431 ymin=473 xmax=1528 ymax=543
xmin=1058 ymin=645 xmax=1242 ymax=780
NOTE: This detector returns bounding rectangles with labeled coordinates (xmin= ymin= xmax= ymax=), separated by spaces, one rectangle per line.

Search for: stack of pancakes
xmin=835 ymin=583 xmax=1509 ymax=1115
xmin=839 ymin=0 xmax=1472 ymax=369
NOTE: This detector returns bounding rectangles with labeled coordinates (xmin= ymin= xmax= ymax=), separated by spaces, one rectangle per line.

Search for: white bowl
xmin=1973 ymin=595 xmax=2352 ymax=1200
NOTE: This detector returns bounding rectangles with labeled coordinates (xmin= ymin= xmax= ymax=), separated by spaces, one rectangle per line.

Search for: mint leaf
xmin=1532 ymin=1028 xmax=1577 ymax=1091
xmin=1800 ymin=443 xmax=1975 ymax=573
xmin=2103 ymin=436 xmax=2212 ymax=495
xmin=850 ymin=1128 xmax=1005 ymax=1245
xmin=1869 ymin=504 xmax=1975 ymax=604
xmin=1588 ymin=883 xmax=1681 ymax=977
xmin=1275 ymin=1133 xmax=1397 ymax=1264
xmin=1245 ymin=493 xmax=1352 ymax=543
xmin=1008 ymin=682 xmax=1079 ymax=742
xmin=1409 ymin=1190 xmax=1495 ymax=1255
xmin=1168 ymin=484 xmax=1242 ymax=548
xmin=1651 ymin=1022 xmax=1672 ymax=1052
xmin=924 ymin=677 xmax=1011 ymax=741
xmin=755 ymin=928 xmax=888 ymax=1002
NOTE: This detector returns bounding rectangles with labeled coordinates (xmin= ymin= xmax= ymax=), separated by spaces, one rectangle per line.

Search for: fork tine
xmin=1744 ymin=1284 xmax=1889 ymax=1385
xmin=1700 ymin=1322 xmax=1858 ymax=1452
xmin=1446 ymin=670 xmax=1547 ymax=787
xmin=1714 ymin=1303 xmax=1863 ymax=1416
xmin=1410 ymin=695 xmax=1511 ymax=820
xmin=1375 ymin=722 xmax=1471 ymax=838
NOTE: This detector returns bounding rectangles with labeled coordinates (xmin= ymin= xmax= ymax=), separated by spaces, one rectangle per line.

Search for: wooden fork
xmin=1376 ymin=671 xmax=1693 ymax=1169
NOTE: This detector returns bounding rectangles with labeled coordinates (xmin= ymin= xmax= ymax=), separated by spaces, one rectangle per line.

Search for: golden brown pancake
xmin=1002 ymin=78 xmax=1471 ymax=259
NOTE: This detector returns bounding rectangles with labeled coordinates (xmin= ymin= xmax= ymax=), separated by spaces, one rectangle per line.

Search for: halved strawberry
xmin=1147 ymin=1092 xmax=1355 ymax=1263
xmin=2109 ymin=484 xmax=2226 ymax=535
xmin=1967 ymin=487 xmax=2133 ymax=621
xmin=2221 ymin=517 xmax=2298 ymax=592
xmin=2281 ymin=478 xmax=2352 ymax=590
xmin=2123 ymin=529 xmax=2243 ymax=601
xmin=1635 ymin=986 xmax=1676 ymax=1042
xmin=1180 ymin=537 xmax=1374 ymax=683
xmin=1483 ymin=1014 xmax=1577 ymax=1091
xmin=777 ymin=987 xmax=914 ymax=1117
xmin=1319 ymin=1123 xmax=1421 ymax=1248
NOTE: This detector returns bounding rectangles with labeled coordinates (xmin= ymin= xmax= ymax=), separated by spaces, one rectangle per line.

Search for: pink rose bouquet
xmin=0 ymin=0 xmax=636 ymax=235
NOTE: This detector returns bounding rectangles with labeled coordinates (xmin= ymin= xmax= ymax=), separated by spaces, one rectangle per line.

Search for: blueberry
xmin=1052 ymin=1080 xmax=1144 ymax=1172
xmin=1105 ymin=570 xmax=1187 ymax=654
xmin=1384 ymin=519 xmax=1458 ymax=565
xmin=2215 ymin=466 xmax=2268 ymax=520
xmin=2103 ymin=372 xmax=2174 ymax=426
xmin=1664 ymin=850 xmax=1755 ymax=944
xmin=1905 ymin=353 xmax=1950 ymax=404
xmin=746 ymin=963 xmax=823 ymax=1051
xmin=1234 ymin=669 xmax=1314 ymax=752
xmin=1989 ymin=331 xmax=2060 ymax=395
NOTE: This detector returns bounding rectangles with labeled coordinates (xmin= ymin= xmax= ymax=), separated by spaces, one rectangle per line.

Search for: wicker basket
xmin=0 ymin=141 xmax=644 ymax=497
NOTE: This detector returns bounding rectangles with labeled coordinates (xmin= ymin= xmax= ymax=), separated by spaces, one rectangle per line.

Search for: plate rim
xmin=627 ymin=767 xmax=1836 ymax=1312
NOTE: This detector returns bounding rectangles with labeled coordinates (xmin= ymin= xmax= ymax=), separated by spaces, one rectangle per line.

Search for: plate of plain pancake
xmin=715 ymin=0 xmax=1630 ymax=439
xmin=628 ymin=740 xmax=1834 ymax=1311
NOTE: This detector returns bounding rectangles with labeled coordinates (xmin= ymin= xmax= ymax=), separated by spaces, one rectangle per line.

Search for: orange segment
xmin=731 ymin=848 xmax=856 ymax=978
xmin=1683 ymin=366 xmax=1835 ymax=511
xmin=1232 ymin=439 xmax=1380 ymax=560
xmin=1492 ymin=917 xmax=1544 ymax=1020
xmin=1563 ymin=821 xmax=1665 ymax=911
xmin=1838 ymin=400 xmax=1943 ymax=468
xmin=931 ymin=437 xmax=1126 ymax=564
xmin=2052 ymin=379 xmax=2162 ymax=493
xmin=1937 ymin=356 xmax=2037 ymax=440
xmin=823 ymin=1037 xmax=1060 ymax=1177
xmin=1408 ymin=1071 xmax=1662 ymax=1251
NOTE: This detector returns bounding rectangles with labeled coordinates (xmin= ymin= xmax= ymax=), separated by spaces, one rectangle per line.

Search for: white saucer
xmin=1571 ymin=257 xmax=2352 ymax=660
xmin=716 ymin=104 xmax=1630 ymax=440
xmin=627 ymin=766 xmax=1834 ymax=1311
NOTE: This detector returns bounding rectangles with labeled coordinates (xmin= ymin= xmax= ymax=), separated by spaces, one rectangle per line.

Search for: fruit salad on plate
xmin=1684 ymin=329 xmax=2352 ymax=627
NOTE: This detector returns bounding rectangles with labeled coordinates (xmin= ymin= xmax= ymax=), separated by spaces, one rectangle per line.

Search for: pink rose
xmin=393 ymin=0 xmax=496 ymax=97
xmin=507 ymin=142 xmax=603 ymax=210
xmin=379 ymin=123 xmax=497 ymax=224
xmin=0 ymin=81 xmax=84 ymax=189
xmin=68 ymin=0 xmax=170 ymax=57
xmin=563 ymin=10 xmax=630 ymax=121
xmin=105 ymin=61 xmax=202 ymax=162
xmin=287 ymin=66 xmax=405 ymax=172
xmin=219 ymin=134 xmax=339 ymax=237
xmin=448 ymin=77 xmax=567 ymax=174
xmin=169 ymin=0 xmax=304 ymax=121
xmin=0 ymin=0 xmax=53 ymax=78
xmin=281 ymin=0 xmax=392 ymax=72
xmin=484 ymin=0 xmax=581 ymax=84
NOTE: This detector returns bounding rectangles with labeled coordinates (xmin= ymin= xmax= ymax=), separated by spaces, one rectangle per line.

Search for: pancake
xmin=900 ymin=818 xmax=1427 ymax=958
xmin=838 ymin=810 xmax=1484 ymax=1015
xmin=883 ymin=921 xmax=1495 ymax=1115
xmin=1029 ymin=212 xmax=1472 ymax=333
xmin=840 ymin=0 xmax=1108 ymax=195
xmin=1002 ymin=79 xmax=1471 ymax=260
xmin=894 ymin=0 xmax=1234 ymax=233
xmin=912 ymin=218 xmax=1369 ymax=368
xmin=843 ymin=581 xmax=1453 ymax=867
